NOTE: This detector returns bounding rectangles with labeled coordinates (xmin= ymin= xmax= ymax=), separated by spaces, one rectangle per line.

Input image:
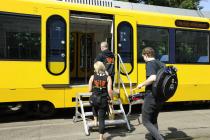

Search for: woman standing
xmin=88 ymin=61 xmax=113 ymax=140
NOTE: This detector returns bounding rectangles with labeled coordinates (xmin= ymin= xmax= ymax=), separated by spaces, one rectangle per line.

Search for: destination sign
xmin=175 ymin=20 xmax=209 ymax=29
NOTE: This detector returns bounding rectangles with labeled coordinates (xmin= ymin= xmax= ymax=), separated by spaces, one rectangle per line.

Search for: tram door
xmin=115 ymin=15 xmax=138 ymax=84
xmin=70 ymin=32 xmax=94 ymax=84
xmin=70 ymin=13 xmax=113 ymax=85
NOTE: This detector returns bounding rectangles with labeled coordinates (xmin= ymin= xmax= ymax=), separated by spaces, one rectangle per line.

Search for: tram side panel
xmin=0 ymin=4 xmax=69 ymax=109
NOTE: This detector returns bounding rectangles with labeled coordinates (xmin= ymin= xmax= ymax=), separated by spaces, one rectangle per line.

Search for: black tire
xmin=38 ymin=102 xmax=55 ymax=118
xmin=22 ymin=102 xmax=39 ymax=117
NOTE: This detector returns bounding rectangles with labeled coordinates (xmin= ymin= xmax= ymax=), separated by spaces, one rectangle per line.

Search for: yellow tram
xmin=0 ymin=0 xmax=210 ymax=116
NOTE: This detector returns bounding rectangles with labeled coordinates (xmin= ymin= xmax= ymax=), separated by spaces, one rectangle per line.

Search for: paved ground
xmin=0 ymin=104 xmax=210 ymax=140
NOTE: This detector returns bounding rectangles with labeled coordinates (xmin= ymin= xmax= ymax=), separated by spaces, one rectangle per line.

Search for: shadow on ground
xmin=105 ymin=125 xmax=135 ymax=140
xmin=164 ymin=127 xmax=193 ymax=140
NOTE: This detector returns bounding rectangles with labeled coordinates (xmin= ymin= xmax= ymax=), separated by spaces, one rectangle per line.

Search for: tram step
xmin=82 ymin=102 xmax=91 ymax=107
xmin=112 ymin=100 xmax=121 ymax=105
xmin=84 ymin=112 xmax=93 ymax=117
xmin=82 ymin=101 xmax=122 ymax=107
xmin=87 ymin=119 xmax=127 ymax=127
xmin=82 ymin=100 xmax=121 ymax=106
xmin=105 ymin=119 xmax=127 ymax=125
xmin=78 ymin=93 xmax=92 ymax=97
xmin=112 ymin=110 xmax=124 ymax=114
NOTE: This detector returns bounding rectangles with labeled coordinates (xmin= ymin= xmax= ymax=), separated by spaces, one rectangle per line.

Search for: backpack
xmin=89 ymin=73 xmax=109 ymax=107
xmin=152 ymin=61 xmax=178 ymax=102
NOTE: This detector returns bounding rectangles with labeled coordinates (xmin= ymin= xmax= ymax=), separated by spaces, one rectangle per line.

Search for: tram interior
xmin=70 ymin=14 xmax=113 ymax=85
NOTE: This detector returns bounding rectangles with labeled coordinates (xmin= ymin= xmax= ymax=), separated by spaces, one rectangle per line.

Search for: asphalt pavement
xmin=0 ymin=103 xmax=210 ymax=140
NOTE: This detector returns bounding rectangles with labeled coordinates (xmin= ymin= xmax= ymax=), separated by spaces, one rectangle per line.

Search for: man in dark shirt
xmin=136 ymin=47 xmax=164 ymax=140
xmin=95 ymin=42 xmax=115 ymax=85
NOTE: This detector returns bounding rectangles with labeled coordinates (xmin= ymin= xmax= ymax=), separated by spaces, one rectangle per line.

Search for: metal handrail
xmin=116 ymin=54 xmax=133 ymax=104
xmin=116 ymin=54 xmax=144 ymax=116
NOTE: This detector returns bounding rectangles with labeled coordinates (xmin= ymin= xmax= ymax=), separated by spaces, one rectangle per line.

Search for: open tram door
xmin=115 ymin=15 xmax=138 ymax=101
xmin=70 ymin=12 xmax=113 ymax=85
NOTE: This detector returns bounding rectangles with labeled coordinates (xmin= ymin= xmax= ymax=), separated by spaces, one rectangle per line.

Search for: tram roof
xmin=56 ymin=0 xmax=210 ymax=19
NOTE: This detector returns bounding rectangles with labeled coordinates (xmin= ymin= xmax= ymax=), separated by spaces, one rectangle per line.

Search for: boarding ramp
xmin=73 ymin=92 xmax=131 ymax=136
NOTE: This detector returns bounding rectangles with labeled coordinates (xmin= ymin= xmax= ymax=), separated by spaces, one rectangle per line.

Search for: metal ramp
xmin=73 ymin=92 xmax=131 ymax=136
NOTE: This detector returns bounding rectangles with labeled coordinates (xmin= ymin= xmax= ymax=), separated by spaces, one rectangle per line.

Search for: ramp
xmin=73 ymin=92 xmax=131 ymax=136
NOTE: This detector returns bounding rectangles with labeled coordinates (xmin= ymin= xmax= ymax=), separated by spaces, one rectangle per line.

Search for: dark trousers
xmin=92 ymin=105 xmax=107 ymax=134
xmin=142 ymin=92 xmax=164 ymax=140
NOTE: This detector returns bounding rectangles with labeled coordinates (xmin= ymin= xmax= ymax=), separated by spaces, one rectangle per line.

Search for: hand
xmin=137 ymin=83 xmax=143 ymax=89
xmin=108 ymin=100 xmax=112 ymax=104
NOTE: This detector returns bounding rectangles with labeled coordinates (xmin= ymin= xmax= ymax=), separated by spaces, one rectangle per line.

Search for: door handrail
xmin=116 ymin=54 xmax=133 ymax=104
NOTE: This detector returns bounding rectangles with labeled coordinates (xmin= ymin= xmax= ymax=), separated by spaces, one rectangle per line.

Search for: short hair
xmin=94 ymin=61 xmax=106 ymax=74
xmin=142 ymin=47 xmax=155 ymax=58
xmin=100 ymin=41 xmax=108 ymax=49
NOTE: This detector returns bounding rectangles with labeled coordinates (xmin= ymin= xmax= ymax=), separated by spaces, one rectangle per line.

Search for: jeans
xmin=142 ymin=92 xmax=164 ymax=140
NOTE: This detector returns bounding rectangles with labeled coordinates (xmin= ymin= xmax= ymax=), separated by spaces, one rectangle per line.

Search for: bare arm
xmin=88 ymin=75 xmax=94 ymax=92
xmin=137 ymin=75 xmax=156 ymax=89
xmin=107 ymin=76 xmax=113 ymax=100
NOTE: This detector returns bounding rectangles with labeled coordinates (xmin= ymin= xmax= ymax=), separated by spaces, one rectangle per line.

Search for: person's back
xmin=100 ymin=49 xmax=115 ymax=76
xmin=88 ymin=61 xmax=113 ymax=140
xmin=91 ymin=72 xmax=109 ymax=107
xmin=95 ymin=42 xmax=115 ymax=78
xmin=145 ymin=59 xmax=164 ymax=92
xmin=92 ymin=72 xmax=108 ymax=94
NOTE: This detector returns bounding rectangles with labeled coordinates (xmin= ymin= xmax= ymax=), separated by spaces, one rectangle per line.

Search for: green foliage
xmin=128 ymin=0 xmax=202 ymax=10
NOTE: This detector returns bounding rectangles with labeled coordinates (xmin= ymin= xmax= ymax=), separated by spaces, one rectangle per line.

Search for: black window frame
xmin=174 ymin=28 xmax=210 ymax=64
xmin=0 ymin=12 xmax=41 ymax=61
xmin=137 ymin=25 xmax=170 ymax=63
xmin=46 ymin=15 xmax=67 ymax=75
xmin=117 ymin=21 xmax=134 ymax=75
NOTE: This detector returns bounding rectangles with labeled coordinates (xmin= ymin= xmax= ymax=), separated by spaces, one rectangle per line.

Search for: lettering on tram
xmin=175 ymin=20 xmax=210 ymax=29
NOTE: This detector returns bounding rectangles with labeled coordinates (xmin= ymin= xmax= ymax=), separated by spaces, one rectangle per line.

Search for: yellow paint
xmin=48 ymin=62 xmax=65 ymax=74
xmin=115 ymin=15 xmax=138 ymax=84
xmin=0 ymin=0 xmax=209 ymax=109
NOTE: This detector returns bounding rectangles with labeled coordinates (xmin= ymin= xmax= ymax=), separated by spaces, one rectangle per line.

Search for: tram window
xmin=175 ymin=30 xmax=209 ymax=64
xmin=117 ymin=22 xmax=133 ymax=74
xmin=137 ymin=26 xmax=169 ymax=63
xmin=0 ymin=14 xmax=41 ymax=60
xmin=46 ymin=15 xmax=66 ymax=75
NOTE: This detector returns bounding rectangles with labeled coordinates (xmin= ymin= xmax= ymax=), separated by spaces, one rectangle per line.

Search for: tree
xmin=128 ymin=0 xmax=202 ymax=10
